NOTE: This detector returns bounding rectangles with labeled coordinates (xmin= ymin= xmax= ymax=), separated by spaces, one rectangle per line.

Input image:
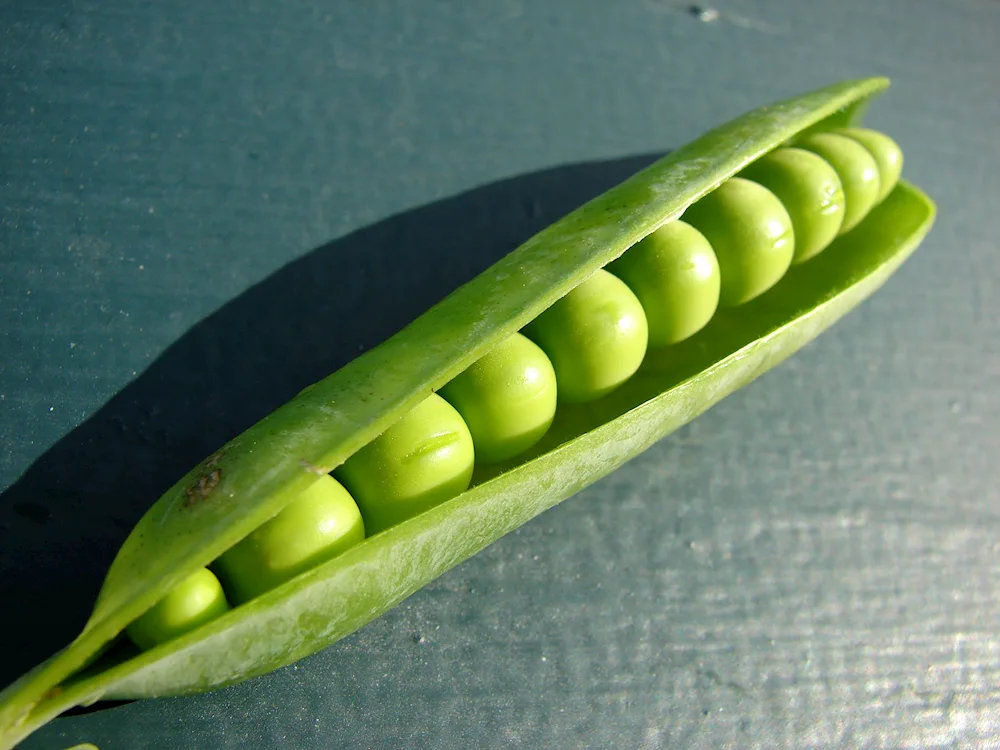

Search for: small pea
xmin=836 ymin=128 xmax=903 ymax=202
xmin=607 ymin=220 xmax=720 ymax=347
xmin=523 ymin=269 xmax=648 ymax=404
xmin=681 ymin=177 xmax=795 ymax=307
xmin=214 ymin=474 xmax=365 ymax=604
xmin=797 ymin=132 xmax=880 ymax=234
xmin=439 ymin=333 xmax=557 ymax=464
xmin=126 ymin=567 xmax=230 ymax=650
xmin=334 ymin=393 xmax=475 ymax=535
xmin=741 ymin=147 xmax=846 ymax=264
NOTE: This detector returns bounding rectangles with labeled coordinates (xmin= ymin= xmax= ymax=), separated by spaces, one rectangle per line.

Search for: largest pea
xmin=334 ymin=393 xmax=475 ymax=535
xmin=681 ymin=177 xmax=795 ymax=307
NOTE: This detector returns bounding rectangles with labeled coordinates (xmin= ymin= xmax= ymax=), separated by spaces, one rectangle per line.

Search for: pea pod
xmin=0 ymin=77 xmax=935 ymax=750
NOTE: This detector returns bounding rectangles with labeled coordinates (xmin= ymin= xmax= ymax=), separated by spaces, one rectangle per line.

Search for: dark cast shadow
xmin=0 ymin=152 xmax=665 ymax=693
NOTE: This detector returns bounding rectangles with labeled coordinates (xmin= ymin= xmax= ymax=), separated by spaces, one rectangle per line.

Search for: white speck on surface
xmin=690 ymin=5 xmax=720 ymax=22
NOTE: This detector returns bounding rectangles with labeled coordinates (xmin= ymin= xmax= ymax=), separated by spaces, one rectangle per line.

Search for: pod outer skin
xmin=0 ymin=78 xmax=937 ymax=750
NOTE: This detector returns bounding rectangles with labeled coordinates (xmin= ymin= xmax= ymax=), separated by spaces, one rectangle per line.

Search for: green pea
xmin=213 ymin=474 xmax=365 ymax=604
xmin=681 ymin=177 xmax=795 ymax=307
xmin=334 ymin=393 xmax=475 ymax=535
xmin=125 ymin=568 xmax=230 ymax=650
xmin=740 ymin=147 xmax=846 ymax=264
xmin=836 ymin=127 xmax=903 ymax=202
xmin=606 ymin=220 xmax=720 ymax=347
xmin=522 ymin=269 xmax=648 ymax=404
xmin=439 ymin=333 xmax=557 ymax=464
xmin=797 ymin=132 xmax=880 ymax=234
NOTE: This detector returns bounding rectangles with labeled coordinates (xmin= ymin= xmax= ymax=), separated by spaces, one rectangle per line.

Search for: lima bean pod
xmin=0 ymin=77 xmax=935 ymax=750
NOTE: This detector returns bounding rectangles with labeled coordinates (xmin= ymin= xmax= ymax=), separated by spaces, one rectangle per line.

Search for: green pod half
xmin=0 ymin=77 xmax=936 ymax=750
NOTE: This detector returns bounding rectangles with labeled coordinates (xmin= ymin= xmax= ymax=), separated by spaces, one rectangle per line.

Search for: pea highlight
xmin=606 ymin=220 xmax=720 ymax=347
xmin=523 ymin=269 xmax=648 ymax=404
xmin=334 ymin=393 xmax=475 ymax=535
xmin=681 ymin=177 xmax=795 ymax=307
xmin=213 ymin=474 xmax=365 ymax=604
xmin=797 ymin=132 xmax=880 ymax=234
xmin=740 ymin=147 xmax=846 ymax=264
xmin=439 ymin=333 xmax=557 ymax=464
xmin=125 ymin=568 xmax=230 ymax=651
xmin=836 ymin=127 xmax=903 ymax=202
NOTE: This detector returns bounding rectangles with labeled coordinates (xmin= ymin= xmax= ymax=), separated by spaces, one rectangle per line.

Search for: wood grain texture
xmin=2 ymin=0 xmax=998 ymax=747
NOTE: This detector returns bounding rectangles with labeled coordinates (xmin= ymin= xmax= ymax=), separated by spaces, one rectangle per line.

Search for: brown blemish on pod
xmin=183 ymin=450 xmax=227 ymax=507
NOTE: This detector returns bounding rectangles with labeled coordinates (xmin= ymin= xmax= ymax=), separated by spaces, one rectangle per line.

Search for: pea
xmin=681 ymin=177 xmax=795 ymax=307
xmin=125 ymin=568 xmax=230 ymax=650
xmin=797 ymin=132 xmax=880 ymax=234
xmin=334 ymin=393 xmax=475 ymax=535
xmin=836 ymin=127 xmax=903 ymax=202
xmin=213 ymin=474 xmax=365 ymax=604
xmin=523 ymin=269 xmax=648 ymax=404
xmin=740 ymin=147 xmax=846 ymax=264
xmin=439 ymin=333 xmax=557 ymax=464
xmin=606 ymin=220 xmax=720 ymax=347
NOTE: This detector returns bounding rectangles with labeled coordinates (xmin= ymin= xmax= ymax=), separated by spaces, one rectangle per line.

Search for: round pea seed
xmin=796 ymin=132 xmax=880 ymax=234
xmin=126 ymin=567 xmax=230 ymax=650
xmin=334 ymin=393 xmax=475 ymax=535
xmin=439 ymin=333 xmax=557 ymax=464
xmin=607 ymin=220 xmax=720 ymax=347
xmin=681 ymin=177 xmax=795 ymax=307
xmin=835 ymin=128 xmax=903 ymax=202
xmin=523 ymin=269 xmax=648 ymax=404
xmin=740 ymin=147 xmax=846 ymax=264
xmin=213 ymin=474 xmax=365 ymax=604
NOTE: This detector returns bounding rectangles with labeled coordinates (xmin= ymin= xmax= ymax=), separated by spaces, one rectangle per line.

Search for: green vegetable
xmin=523 ymin=269 xmax=648 ymax=403
xmin=607 ymin=220 xmax=720 ymax=347
xmin=333 ymin=394 xmax=475 ymax=535
xmin=439 ymin=333 xmax=557 ymax=464
xmin=0 ymin=78 xmax=936 ymax=750
xmin=740 ymin=148 xmax=846 ymax=264
xmin=213 ymin=474 xmax=365 ymax=604
xmin=837 ymin=127 xmax=904 ymax=202
xmin=124 ymin=569 xmax=229 ymax=651
xmin=682 ymin=177 xmax=795 ymax=307
xmin=797 ymin=132 xmax=881 ymax=234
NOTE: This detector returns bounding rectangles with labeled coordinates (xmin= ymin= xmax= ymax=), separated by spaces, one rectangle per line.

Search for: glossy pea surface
xmin=741 ymin=147 xmax=845 ymax=264
xmin=797 ymin=132 xmax=880 ymax=234
xmin=213 ymin=474 xmax=365 ymax=604
xmin=334 ymin=393 xmax=475 ymax=535
xmin=439 ymin=333 xmax=557 ymax=464
xmin=682 ymin=177 xmax=795 ymax=307
xmin=523 ymin=269 xmax=648 ymax=404
xmin=837 ymin=127 xmax=903 ymax=202
xmin=125 ymin=568 xmax=230 ymax=650
xmin=607 ymin=220 xmax=720 ymax=347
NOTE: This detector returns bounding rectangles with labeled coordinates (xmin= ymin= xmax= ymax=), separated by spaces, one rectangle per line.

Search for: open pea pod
xmin=0 ymin=77 xmax=935 ymax=749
